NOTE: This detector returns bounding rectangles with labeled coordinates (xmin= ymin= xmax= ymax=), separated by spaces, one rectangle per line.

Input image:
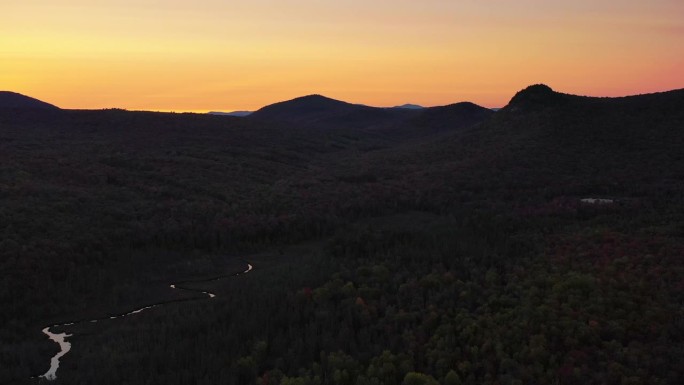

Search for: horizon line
xmin=4 ymin=84 xmax=683 ymax=114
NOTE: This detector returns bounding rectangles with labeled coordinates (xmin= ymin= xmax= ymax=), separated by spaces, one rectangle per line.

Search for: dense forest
xmin=1 ymin=85 xmax=683 ymax=384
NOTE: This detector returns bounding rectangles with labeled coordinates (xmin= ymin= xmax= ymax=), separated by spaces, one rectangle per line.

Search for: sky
xmin=2 ymin=0 xmax=683 ymax=112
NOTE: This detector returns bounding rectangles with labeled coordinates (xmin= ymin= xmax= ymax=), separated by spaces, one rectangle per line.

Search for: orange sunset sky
xmin=2 ymin=0 xmax=683 ymax=112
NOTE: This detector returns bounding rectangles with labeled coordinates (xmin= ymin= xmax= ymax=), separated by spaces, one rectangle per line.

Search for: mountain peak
xmin=297 ymin=94 xmax=333 ymax=100
xmin=505 ymin=84 xmax=565 ymax=111
xmin=249 ymin=94 xmax=363 ymax=124
xmin=287 ymin=94 xmax=345 ymax=105
xmin=522 ymin=84 xmax=554 ymax=94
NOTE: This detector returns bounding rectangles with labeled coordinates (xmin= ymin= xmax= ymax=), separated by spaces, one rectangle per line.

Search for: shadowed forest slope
xmin=338 ymin=84 xmax=684 ymax=208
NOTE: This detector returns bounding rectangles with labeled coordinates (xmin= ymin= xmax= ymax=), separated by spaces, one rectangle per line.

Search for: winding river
xmin=36 ymin=263 xmax=253 ymax=381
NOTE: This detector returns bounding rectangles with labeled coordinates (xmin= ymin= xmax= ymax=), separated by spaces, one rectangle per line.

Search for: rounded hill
xmin=0 ymin=91 xmax=59 ymax=110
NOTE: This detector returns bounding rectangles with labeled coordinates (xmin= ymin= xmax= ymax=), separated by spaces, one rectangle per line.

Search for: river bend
xmin=35 ymin=262 xmax=253 ymax=381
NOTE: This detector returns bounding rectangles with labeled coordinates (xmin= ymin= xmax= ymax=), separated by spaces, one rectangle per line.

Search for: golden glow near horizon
xmin=2 ymin=0 xmax=683 ymax=112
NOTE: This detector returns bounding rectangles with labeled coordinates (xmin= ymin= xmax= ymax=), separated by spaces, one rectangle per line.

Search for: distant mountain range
xmin=0 ymin=91 xmax=59 ymax=110
xmin=208 ymin=103 xmax=425 ymax=118
xmin=247 ymin=94 xmax=496 ymax=132
xmin=391 ymin=103 xmax=424 ymax=110
xmin=208 ymin=111 xmax=253 ymax=117
xmin=0 ymin=90 xmax=495 ymax=133
xmin=4 ymin=86 xmax=683 ymax=143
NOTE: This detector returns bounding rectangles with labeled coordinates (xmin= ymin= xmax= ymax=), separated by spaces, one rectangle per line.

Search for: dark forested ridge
xmin=248 ymin=94 xmax=421 ymax=131
xmin=2 ymin=86 xmax=684 ymax=384
xmin=411 ymin=102 xmax=494 ymax=134
xmin=0 ymin=91 xmax=60 ymax=110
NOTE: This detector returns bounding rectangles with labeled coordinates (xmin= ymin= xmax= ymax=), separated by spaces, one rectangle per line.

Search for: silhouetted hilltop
xmin=0 ymin=91 xmax=59 ymax=110
xmin=250 ymin=94 xmax=356 ymax=119
xmin=496 ymin=84 xmax=684 ymax=134
xmin=413 ymin=102 xmax=494 ymax=132
xmin=386 ymin=85 xmax=684 ymax=203
xmin=249 ymin=94 xmax=419 ymax=129
xmin=502 ymin=84 xmax=573 ymax=113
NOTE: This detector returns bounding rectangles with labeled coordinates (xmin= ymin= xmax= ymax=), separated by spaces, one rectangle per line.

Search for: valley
xmin=1 ymin=85 xmax=683 ymax=384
